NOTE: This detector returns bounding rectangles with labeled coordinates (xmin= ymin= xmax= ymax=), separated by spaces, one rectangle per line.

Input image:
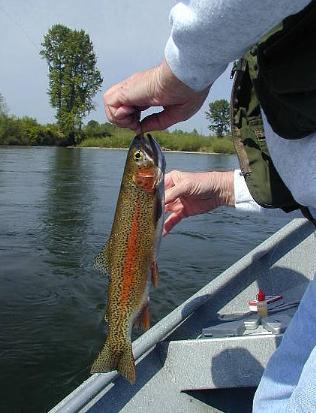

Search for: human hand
xmin=163 ymin=170 xmax=235 ymax=235
xmin=103 ymin=59 xmax=210 ymax=132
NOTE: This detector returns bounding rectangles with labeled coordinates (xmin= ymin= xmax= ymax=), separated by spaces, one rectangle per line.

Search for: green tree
xmin=83 ymin=120 xmax=112 ymax=138
xmin=0 ymin=93 xmax=8 ymax=116
xmin=0 ymin=94 xmax=9 ymax=144
xmin=40 ymin=24 xmax=103 ymax=144
xmin=205 ymin=99 xmax=230 ymax=137
xmin=173 ymin=128 xmax=185 ymax=135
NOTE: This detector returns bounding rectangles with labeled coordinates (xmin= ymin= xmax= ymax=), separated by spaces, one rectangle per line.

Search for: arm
xmin=104 ymin=0 xmax=311 ymax=131
xmin=163 ymin=169 xmax=299 ymax=235
xmin=163 ymin=169 xmax=235 ymax=235
xmin=165 ymin=0 xmax=311 ymax=91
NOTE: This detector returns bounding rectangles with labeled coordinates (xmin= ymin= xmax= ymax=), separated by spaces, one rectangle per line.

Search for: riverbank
xmin=0 ymin=144 xmax=234 ymax=156
xmin=0 ymin=115 xmax=234 ymax=154
xmin=72 ymin=146 xmax=230 ymax=155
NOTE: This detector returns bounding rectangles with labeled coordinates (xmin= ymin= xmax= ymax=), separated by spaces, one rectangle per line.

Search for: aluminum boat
xmin=50 ymin=218 xmax=316 ymax=413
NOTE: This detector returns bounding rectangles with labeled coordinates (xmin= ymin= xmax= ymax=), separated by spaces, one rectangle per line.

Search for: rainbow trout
xmin=91 ymin=134 xmax=165 ymax=383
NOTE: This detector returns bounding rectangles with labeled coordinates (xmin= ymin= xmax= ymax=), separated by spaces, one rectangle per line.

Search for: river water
xmin=0 ymin=147 xmax=292 ymax=412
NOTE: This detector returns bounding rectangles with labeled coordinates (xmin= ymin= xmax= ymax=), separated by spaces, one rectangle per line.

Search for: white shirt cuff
xmin=234 ymin=169 xmax=263 ymax=213
xmin=233 ymin=169 xmax=301 ymax=217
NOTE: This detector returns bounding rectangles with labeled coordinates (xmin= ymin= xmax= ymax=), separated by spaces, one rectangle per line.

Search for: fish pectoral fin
xmin=151 ymin=260 xmax=159 ymax=287
xmin=91 ymin=341 xmax=136 ymax=384
xmin=134 ymin=300 xmax=151 ymax=331
xmin=94 ymin=240 xmax=111 ymax=274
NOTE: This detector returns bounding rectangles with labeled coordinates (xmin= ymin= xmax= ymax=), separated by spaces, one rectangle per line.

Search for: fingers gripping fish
xmin=91 ymin=134 xmax=166 ymax=383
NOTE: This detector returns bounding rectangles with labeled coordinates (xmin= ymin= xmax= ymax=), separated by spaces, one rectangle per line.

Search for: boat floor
xmin=85 ymin=308 xmax=294 ymax=413
xmin=185 ymin=387 xmax=257 ymax=413
xmin=87 ymin=357 xmax=257 ymax=412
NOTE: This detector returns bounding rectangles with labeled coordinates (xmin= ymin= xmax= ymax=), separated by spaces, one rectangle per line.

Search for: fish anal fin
xmin=94 ymin=240 xmax=111 ymax=274
xmin=151 ymin=260 xmax=159 ymax=287
xmin=91 ymin=341 xmax=136 ymax=384
xmin=134 ymin=301 xmax=151 ymax=331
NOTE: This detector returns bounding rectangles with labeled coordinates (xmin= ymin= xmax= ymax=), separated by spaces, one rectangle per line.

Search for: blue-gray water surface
xmin=0 ymin=147 xmax=292 ymax=412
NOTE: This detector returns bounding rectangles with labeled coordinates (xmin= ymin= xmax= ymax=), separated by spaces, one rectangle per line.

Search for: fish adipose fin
xmin=94 ymin=240 xmax=110 ymax=274
xmin=134 ymin=301 xmax=150 ymax=330
xmin=91 ymin=341 xmax=136 ymax=384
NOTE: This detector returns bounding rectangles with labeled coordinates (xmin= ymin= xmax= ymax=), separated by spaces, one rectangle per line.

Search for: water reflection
xmin=37 ymin=148 xmax=103 ymax=411
xmin=42 ymin=148 xmax=93 ymax=273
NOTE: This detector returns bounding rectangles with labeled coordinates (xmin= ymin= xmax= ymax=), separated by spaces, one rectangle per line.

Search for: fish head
xmin=128 ymin=134 xmax=166 ymax=194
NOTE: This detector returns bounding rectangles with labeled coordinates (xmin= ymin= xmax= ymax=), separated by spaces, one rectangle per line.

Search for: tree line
xmin=0 ymin=101 xmax=115 ymax=146
xmin=0 ymin=23 xmax=231 ymax=146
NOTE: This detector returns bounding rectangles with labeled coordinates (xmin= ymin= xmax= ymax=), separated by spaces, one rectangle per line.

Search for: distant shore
xmin=0 ymin=115 xmax=235 ymax=154
xmin=0 ymin=144 xmax=235 ymax=156
xmin=0 ymin=113 xmax=234 ymax=153
xmin=69 ymin=146 xmax=231 ymax=155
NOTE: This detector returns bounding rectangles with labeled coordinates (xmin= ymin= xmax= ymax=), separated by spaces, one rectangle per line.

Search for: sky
xmin=0 ymin=0 xmax=232 ymax=135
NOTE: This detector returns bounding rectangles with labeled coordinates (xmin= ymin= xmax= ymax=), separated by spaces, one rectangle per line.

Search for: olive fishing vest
xmin=231 ymin=0 xmax=316 ymax=221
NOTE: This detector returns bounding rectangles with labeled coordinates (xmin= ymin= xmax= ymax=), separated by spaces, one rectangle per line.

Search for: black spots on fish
xmin=91 ymin=341 xmax=135 ymax=383
xmin=118 ymin=342 xmax=135 ymax=383
xmin=94 ymin=246 xmax=110 ymax=275
xmin=92 ymin=137 xmax=166 ymax=383
xmin=90 ymin=343 xmax=114 ymax=374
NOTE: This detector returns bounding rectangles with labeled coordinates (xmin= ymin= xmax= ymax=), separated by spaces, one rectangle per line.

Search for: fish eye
xmin=134 ymin=150 xmax=143 ymax=162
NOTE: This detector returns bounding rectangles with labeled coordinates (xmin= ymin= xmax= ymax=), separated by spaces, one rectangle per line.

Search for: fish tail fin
xmin=91 ymin=342 xmax=136 ymax=384
xmin=117 ymin=342 xmax=136 ymax=384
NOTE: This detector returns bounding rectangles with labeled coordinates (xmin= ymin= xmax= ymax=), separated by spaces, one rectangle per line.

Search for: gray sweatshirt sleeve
xmin=165 ymin=0 xmax=311 ymax=90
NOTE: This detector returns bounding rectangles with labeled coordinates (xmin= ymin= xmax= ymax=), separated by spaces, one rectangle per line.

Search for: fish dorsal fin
xmin=94 ymin=240 xmax=111 ymax=274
